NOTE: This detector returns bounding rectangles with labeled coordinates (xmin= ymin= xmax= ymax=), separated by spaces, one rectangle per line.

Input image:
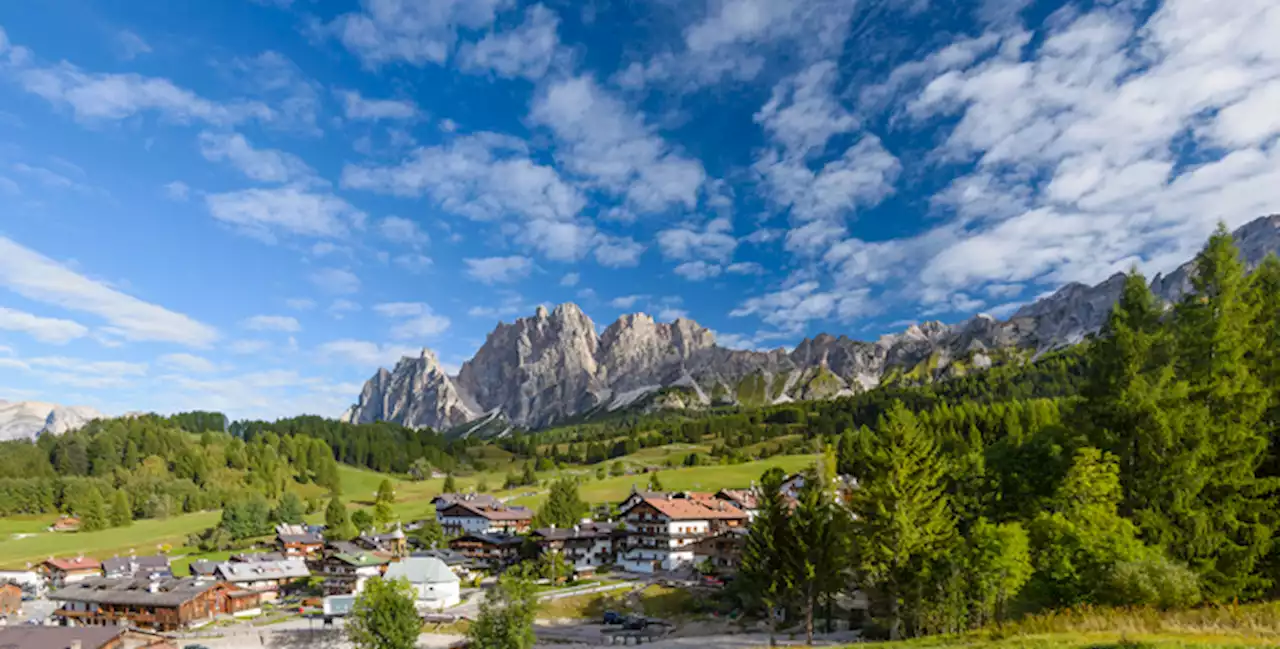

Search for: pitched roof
xmin=188 ymin=560 xmax=219 ymax=577
xmin=279 ymin=532 xmax=324 ymax=544
xmin=412 ymin=549 xmax=469 ymax=565
xmin=44 ymin=556 xmax=101 ymax=571
xmin=50 ymin=576 xmax=221 ymax=607
xmin=636 ymin=496 xmax=750 ymax=521
xmin=0 ymin=626 xmax=125 ymax=649
xmin=532 ymin=522 xmax=618 ymax=541
xmin=439 ymin=501 xmax=533 ymax=521
xmin=333 ymin=553 xmax=390 ymax=568
xmin=451 ymin=533 xmax=524 ymax=547
xmin=384 ymin=557 xmax=458 ymax=585
xmin=214 ymin=559 xmax=310 ymax=582
xmin=432 ymin=493 xmax=501 ymax=508
xmin=716 ymin=489 xmax=759 ymax=510
xmin=101 ymin=555 xmax=170 ymax=575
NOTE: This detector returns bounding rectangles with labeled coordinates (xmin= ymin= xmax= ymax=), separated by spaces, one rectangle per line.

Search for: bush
xmin=1102 ymin=555 xmax=1200 ymax=609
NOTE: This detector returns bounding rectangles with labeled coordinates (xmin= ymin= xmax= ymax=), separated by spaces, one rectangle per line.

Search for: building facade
xmin=618 ymin=496 xmax=748 ymax=573
xmin=41 ymin=557 xmax=103 ymax=589
xmin=50 ymin=577 xmax=261 ymax=631
xmin=383 ymin=557 xmax=461 ymax=610
xmin=435 ymin=501 xmax=533 ymax=536
xmin=213 ymin=559 xmax=310 ymax=603
xmin=531 ymin=523 xmax=619 ymax=573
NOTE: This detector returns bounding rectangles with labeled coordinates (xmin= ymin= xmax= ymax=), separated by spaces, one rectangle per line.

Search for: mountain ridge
xmin=0 ymin=400 xmax=105 ymax=441
xmin=343 ymin=215 xmax=1280 ymax=436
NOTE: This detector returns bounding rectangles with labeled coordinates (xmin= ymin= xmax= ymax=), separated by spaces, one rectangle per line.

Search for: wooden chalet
xmin=448 ymin=533 xmax=525 ymax=570
xmin=50 ymin=576 xmax=261 ymax=631
xmin=41 ymin=557 xmax=102 ymax=589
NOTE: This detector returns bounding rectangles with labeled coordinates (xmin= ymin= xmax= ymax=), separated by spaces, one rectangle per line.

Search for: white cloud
xmin=0 ymin=237 xmax=218 ymax=346
xmin=730 ymin=280 xmax=870 ymax=332
xmin=311 ymin=242 xmax=350 ymax=257
xmin=0 ymin=306 xmax=88 ymax=344
xmin=559 ymin=272 xmax=579 ymax=287
xmin=754 ymin=60 xmax=858 ymax=158
xmin=459 ymin=4 xmax=561 ymax=80
xmin=310 ymin=268 xmax=361 ymax=294
xmin=205 ymin=187 xmax=365 ymax=242
xmin=465 ymin=256 xmax=532 ymax=284
xmin=242 ymin=314 xmax=301 ymax=332
xmin=327 ymin=299 xmax=361 ymax=317
xmin=227 ymin=339 xmax=270 ymax=355
xmin=610 ymin=294 xmax=647 ymax=309
xmin=17 ymin=355 xmax=149 ymax=389
xmin=378 ymin=216 xmax=429 ymax=246
xmin=163 ymin=181 xmax=189 ymax=201
xmin=658 ymin=307 xmax=688 ymax=321
xmin=198 ymin=132 xmax=317 ymax=184
xmin=593 ymin=236 xmax=645 ymax=268
xmin=615 ymin=0 xmax=857 ymax=91
xmin=530 ymin=75 xmax=706 ymax=214
xmin=392 ymin=253 xmax=433 ymax=273
xmin=337 ymin=89 xmax=418 ymax=121
xmin=115 ymin=31 xmax=152 ymax=61
xmin=468 ymin=291 xmax=529 ymax=319
xmin=657 ymin=217 xmax=737 ymax=262
xmin=285 ymin=298 xmax=316 ymax=310
xmin=373 ymin=302 xmax=426 ymax=317
xmin=10 ymin=36 xmax=271 ymax=125
xmin=726 ymin=261 xmax=765 ymax=275
xmin=317 ymin=339 xmax=418 ymax=367
xmin=158 ymin=352 xmax=217 ymax=373
xmin=673 ymin=261 xmax=723 ymax=281
xmin=320 ymin=0 xmax=512 ymax=68
xmin=227 ymin=51 xmax=323 ymax=135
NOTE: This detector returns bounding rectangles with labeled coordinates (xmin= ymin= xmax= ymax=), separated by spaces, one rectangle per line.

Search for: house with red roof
xmin=618 ymin=494 xmax=748 ymax=573
xmin=40 ymin=556 xmax=102 ymax=589
xmin=435 ymin=498 xmax=532 ymax=536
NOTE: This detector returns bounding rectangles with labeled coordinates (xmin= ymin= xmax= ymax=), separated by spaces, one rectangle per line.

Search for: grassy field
xmin=866 ymin=603 xmax=1280 ymax=648
xmin=0 ymin=451 xmax=815 ymax=568
xmin=0 ymin=511 xmax=221 ymax=569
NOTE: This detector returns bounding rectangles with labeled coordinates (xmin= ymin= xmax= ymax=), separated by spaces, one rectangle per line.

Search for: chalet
xmin=357 ymin=525 xmax=408 ymax=558
xmin=436 ymin=500 xmax=532 ymax=536
xmin=691 ymin=528 xmax=749 ymax=574
xmin=714 ymin=489 xmax=759 ymax=520
xmin=315 ymin=552 xmax=389 ymax=596
xmin=101 ymin=555 xmax=172 ymax=580
xmin=448 ymin=533 xmax=524 ymax=570
xmin=618 ymin=488 xmax=717 ymax=515
xmin=50 ymin=576 xmax=261 ymax=631
xmin=530 ymin=523 xmax=620 ymax=574
xmin=187 ymin=561 xmax=218 ymax=579
xmin=384 ymin=557 xmax=461 ymax=610
xmin=275 ymin=524 xmax=325 ymax=558
xmin=41 ymin=557 xmax=103 ymax=589
xmin=49 ymin=516 xmax=81 ymax=533
xmin=618 ymin=495 xmax=748 ymax=574
xmin=0 ymin=626 xmax=126 ymax=649
xmin=213 ymin=559 xmax=310 ymax=603
xmin=0 ymin=582 xmax=22 ymax=617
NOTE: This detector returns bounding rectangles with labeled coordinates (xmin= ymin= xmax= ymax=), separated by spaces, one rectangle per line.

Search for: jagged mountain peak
xmin=342 ymin=216 xmax=1280 ymax=436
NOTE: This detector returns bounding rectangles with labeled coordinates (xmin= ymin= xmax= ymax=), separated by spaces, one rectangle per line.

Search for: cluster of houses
xmin=1 ymin=475 xmax=809 ymax=635
xmin=433 ymin=483 xmax=775 ymax=577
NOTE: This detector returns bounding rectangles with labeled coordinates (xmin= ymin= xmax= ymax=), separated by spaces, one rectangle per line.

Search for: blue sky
xmin=0 ymin=0 xmax=1278 ymax=420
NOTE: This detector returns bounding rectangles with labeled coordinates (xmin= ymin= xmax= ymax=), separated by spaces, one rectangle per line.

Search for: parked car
xmin=622 ymin=616 xmax=649 ymax=630
xmin=602 ymin=610 xmax=625 ymax=625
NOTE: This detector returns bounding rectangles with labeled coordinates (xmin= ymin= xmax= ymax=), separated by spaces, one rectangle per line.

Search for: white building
xmin=435 ymin=498 xmax=532 ymax=536
xmin=531 ymin=523 xmax=619 ymax=574
xmin=384 ymin=557 xmax=461 ymax=610
xmin=618 ymin=495 xmax=748 ymax=573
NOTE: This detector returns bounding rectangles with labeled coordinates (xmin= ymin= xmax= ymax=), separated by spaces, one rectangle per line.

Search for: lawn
xmin=0 ymin=510 xmax=221 ymax=569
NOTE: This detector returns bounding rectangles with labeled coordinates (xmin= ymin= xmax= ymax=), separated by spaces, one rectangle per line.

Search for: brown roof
xmin=44 ymin=556 xmax=101 ymax=571
xmin=716 ymin=489 xmax=759 ymax=510
xmin=0 ymin=626 xmax=124 ymax=649
xmin=50 ymin=576 xmax=221 ymax=608
xmin=440 ymin=501 xmax=533 ymax=521
xmin=638 ymin=497 xmax=750 ymax=521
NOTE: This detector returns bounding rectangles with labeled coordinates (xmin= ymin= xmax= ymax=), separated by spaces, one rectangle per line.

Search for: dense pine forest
xmin=735 ymin=224 xmax=1280 ymax=641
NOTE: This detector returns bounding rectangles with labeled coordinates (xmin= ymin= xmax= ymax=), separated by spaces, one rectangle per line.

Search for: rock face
xmin=0 ymin=400 xmax=104 ymax=441
xmin=344 ymin=215 xmax=1280 ymax=436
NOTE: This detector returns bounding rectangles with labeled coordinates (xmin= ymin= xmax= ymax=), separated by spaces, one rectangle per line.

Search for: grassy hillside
xmin=0 ymin=511 xmax=221 ymax=568
xmin=869 ymin=603 xmax=1280 ymax=648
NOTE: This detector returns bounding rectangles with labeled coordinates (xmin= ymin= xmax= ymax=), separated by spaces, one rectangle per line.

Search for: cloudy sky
xmin=0 ymin=0 xmax=1277 ymax=420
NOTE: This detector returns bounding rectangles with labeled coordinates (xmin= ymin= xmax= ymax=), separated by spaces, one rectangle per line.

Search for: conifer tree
xmin=1170 ymin=225 xmax=1276 ymax=598
xmin=79 ymin=488 xmax=108 ymax=532
xmin=376 ymin=479 xmax=396 ymax=505
xmin=788 ymin=458 xmax=850 ymax=644
xmin=738 ymin=468 xmax=794 ymax=642
xmin=109 ymin=490 xmax=132 ymax=528
xmin=325 ymin=495 xmax=357 ymax=541
xmin=534 ymin=478 xmax=587 ymax=529
xmin=849 ymin=403 xmax=954 ymax=640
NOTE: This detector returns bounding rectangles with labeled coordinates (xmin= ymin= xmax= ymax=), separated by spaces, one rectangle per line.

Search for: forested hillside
xmin=734 ymin=225 xmax=1280 ymax=642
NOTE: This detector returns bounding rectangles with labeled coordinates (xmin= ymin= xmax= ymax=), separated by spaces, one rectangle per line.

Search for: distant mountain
xmin=343 ymin=215 xmax=1280 ymax=437
xmin=0 ymin=400 xmax=104 ymax=441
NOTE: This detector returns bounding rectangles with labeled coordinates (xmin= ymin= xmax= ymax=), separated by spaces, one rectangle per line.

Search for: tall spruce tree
xmin=738 ymin=467 xmax=794 ymax=641
xmin=849 ymin=402 xmax=954 ymax=640
xmin=788 ymin=455 xmax=850 ymax=644
xmin=1170 ymin=224 xmax=1276 ymax=599
xmin=1245 ymin=254 xmax=1280 ymax=478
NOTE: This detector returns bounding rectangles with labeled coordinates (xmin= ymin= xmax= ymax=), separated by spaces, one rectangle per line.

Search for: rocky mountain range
xmin=343 ymin=215 xmax=1280 ymax=437
xmin=0 ymin=400 xmax=104 ymax=441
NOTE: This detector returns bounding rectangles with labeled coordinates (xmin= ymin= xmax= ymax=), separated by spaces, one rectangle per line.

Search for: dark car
xmin=602 ymin=610 xmax=625 ymax=625
xmin=622 ymin=616 xmax=650 ymax=630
